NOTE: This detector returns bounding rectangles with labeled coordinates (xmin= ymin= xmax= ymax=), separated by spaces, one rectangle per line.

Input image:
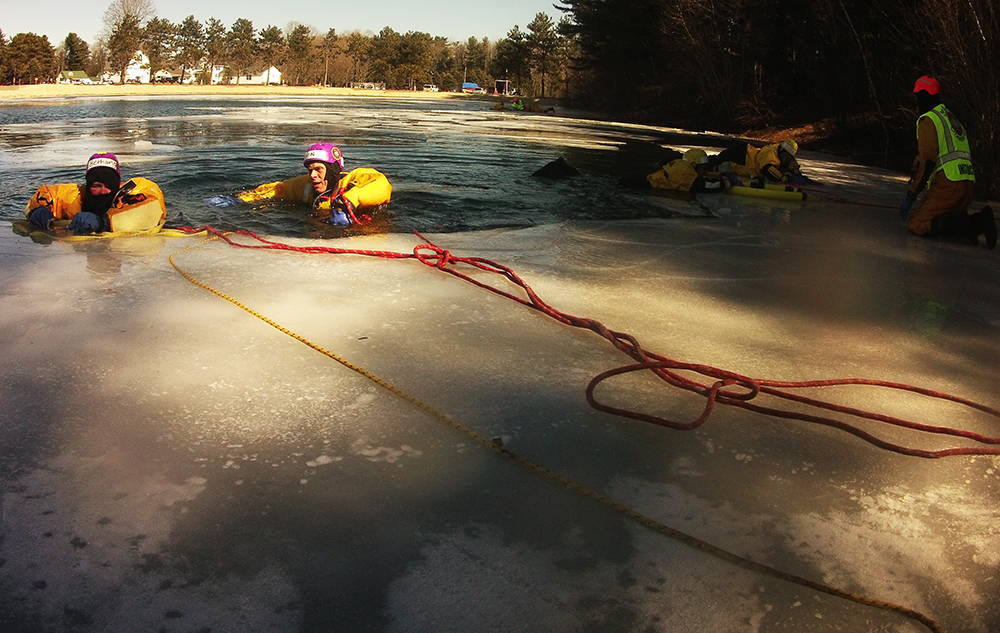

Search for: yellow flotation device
xmin=23 ymin=177 xmax=169 ymax=238
xmin=237 ymin=169 xmax=392 ymax=211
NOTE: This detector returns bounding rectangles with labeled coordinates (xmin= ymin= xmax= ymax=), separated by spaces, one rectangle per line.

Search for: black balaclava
xmin=83 ymin=166 xmax=121 ymax=214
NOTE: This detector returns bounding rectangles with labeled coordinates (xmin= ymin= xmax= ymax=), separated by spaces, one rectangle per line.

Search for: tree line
xmin=557 ymin=0 xmax=998 ymax=196
xmin=0 ymin=0 xmax=569 ymax=94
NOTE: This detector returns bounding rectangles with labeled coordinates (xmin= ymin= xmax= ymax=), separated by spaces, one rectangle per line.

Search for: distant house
xmin=103 ymin=51 xmax=151 ymax=84
xmin=199 ymin=65 xmax=282 ymax=85
xmin=58 ymin=70 xmax=94 ymax=84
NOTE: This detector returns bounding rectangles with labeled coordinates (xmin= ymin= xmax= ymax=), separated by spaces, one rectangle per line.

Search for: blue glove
xmin=899 ymin=192 xmax=917 ymax=220
xmin=205 ymin=194 xmax=242 ymax=208
xmin=726 ymin=173 xmax=742 ymax=187
xmin=327 ymin=195 xmax=355 ymax=226
xmin=328 ymin=208 xmax=352 ymax=226
xmin=68 ymin=211 xmax=103 ymax=234
xmin=27 ymin=206 xmax=54 ymax=230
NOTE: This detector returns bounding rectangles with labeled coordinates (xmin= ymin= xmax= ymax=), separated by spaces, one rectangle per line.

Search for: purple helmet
xmin=303 ymin=143 xmax=345 ymax=171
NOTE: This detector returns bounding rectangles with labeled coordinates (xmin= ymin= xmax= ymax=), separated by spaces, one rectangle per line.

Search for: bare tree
xmin=103 ymin=0 xmax=154 ymax=27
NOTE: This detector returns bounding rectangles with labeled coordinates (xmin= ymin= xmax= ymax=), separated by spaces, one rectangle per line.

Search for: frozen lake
xmin=1 ymin=97 xmax=998 ymax=633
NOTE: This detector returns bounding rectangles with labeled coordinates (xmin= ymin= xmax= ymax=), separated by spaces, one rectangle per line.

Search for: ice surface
xmin=1 ymin=100 xmax=999 ymax=633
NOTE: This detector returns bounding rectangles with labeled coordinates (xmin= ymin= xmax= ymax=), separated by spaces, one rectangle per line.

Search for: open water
xmin=0 ymin=95 xmax=729 ymax=236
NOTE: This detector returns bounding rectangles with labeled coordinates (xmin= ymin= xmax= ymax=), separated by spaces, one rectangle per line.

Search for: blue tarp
xmin=462 ymin=82 xmax=481 ymax=90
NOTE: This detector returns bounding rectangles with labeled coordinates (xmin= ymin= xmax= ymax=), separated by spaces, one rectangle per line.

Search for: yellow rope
xmin=167 ymin=235 xmax=944 ymax=633
xmin=12 ymin=218 xmax=206 ymax=242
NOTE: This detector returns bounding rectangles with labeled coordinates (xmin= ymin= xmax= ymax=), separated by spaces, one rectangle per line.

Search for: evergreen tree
xmin=201 ymin=18 xmax=226 ymax=84
xmin=462 ymin=37 xmax=488 ymax=87
xmin=320 ymin=28 xmax=337 ymax=86
xmin=0 ymin=30 xmax=8 ymax=84
xmin=526 ymin=13 xmax=558 ymax=97
xmin=368 ymin=27 xmax=401 ymax=86
xmin=143 ymin=17 xmax=176 ymax=82
xmin=284 ymin=24 xmax=314 ymax=85
xmin=258 ymin=25 xmax=286 ymax=85
xmin=63 ymin=33 xmax=91 ymax=71
xmin=5 ymin=33 xmax=57 ymax=84
xmin=106 ymin=14 xmax=143 ymax=83
xmin=492 ymin=25 xmax=529 ymax=91
xmin=175 ymin=15 xmax=204 ymax=84
xmin=226 ymin=18 xmax=257 ymax=84
xmin=345 ymin=32 xmax=370 ymax=83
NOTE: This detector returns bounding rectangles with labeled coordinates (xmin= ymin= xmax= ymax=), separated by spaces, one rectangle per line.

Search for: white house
xmin=205 ymin=65 xmax=282 ymax=85
xmin=104 ymin=51 xmax=151 ymax=84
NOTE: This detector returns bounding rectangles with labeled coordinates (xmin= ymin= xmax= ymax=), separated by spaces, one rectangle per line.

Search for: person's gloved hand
xmin=328 ymin=208 xmax=352 ymax=226
xmin=899 ymin=191 xmax=917 ymax=220
xmin=205 ymin=194 xmax=242 ymax=208
xmin=68 ymin=211 xmax=103 ymax=234
xmin=27 ymin=206 xmax=54 ymax=230
xmin=327 ymin=195 xmax=355 ymax=226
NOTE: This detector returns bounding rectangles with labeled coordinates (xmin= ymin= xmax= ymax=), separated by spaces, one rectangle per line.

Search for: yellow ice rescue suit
xmin=646 ymin=159 xmax=723 ymax=193
xmin=728 ymin=143 xmax=801 ymax=183
xmin=237 ymin=168 xmax=392 ymax=212
xmin=23 ymin=177 xmax=167 ymax=233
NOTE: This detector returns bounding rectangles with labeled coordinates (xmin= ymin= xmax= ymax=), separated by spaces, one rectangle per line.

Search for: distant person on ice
xmin=23 ymin=152 xmax=167 ymax=235
xmin=715 ymin=139 xmax=809 ymax=186
xmin=233 ymin=143 xmax=391 ymax=226
xmin=899 ymin=75 xmax=995 ymax=249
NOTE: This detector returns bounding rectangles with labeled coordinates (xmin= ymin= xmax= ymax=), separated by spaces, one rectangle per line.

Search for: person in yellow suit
xmin=645 ymin=148 xmax=724 ymax=194
xmin=900 ymin=75 xmax=995 ymax=249
xmin=24 ymin=152 xmax=166 ymax=234
xmin=235 ymin=143 xmax=392 ymax=226
xmin=717 ymin=139 xmax=807 ymax=185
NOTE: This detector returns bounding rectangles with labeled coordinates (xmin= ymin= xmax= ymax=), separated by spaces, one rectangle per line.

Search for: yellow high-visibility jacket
xmin=237 ymin=168 xmax=392 ymax=210
xmin=24 ymin=177 xmax=167 ymax=233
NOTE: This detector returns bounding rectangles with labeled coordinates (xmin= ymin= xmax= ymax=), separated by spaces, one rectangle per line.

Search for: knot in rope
xmin=414 ymin=243 xmax=453 ymax=269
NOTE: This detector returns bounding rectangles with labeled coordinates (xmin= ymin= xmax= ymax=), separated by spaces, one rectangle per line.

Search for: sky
xmin=3 ymin=0 xmax=563 ymax=47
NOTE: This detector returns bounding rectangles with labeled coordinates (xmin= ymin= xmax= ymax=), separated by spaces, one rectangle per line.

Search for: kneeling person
xmin=237 ymin=143 xmax=392 ymax=226
xmin=24 ymin=153 xmax=166 ymax=235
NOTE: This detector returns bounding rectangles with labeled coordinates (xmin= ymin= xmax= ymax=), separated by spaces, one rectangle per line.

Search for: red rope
xmin=179 ymin=226 xmax=1000 ymax=458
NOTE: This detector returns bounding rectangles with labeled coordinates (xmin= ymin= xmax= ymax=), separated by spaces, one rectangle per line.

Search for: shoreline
xmin=0 ymin=83 xmax=475 ymax=102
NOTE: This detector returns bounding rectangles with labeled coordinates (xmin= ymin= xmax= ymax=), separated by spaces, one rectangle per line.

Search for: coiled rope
xmin=168 ymin=230 xmax=953 ymax=633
